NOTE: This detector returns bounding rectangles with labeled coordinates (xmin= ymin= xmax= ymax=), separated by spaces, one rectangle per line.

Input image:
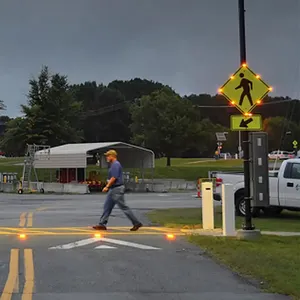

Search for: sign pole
xmin=238 ymin=0 xmax=254 ymax=230
xmin=238 ymin=131 xmax=242 ymax=158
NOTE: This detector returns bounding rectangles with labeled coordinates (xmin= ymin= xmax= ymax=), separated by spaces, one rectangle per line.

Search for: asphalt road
xmin=0 ymin=192 xmax=289 ymax=300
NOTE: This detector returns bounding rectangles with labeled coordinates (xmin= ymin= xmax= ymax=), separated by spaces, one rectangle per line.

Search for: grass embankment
xmin=0 ymin=157 xmax=243 ymax=181
xmin=148 ymin=207 xmax=300 ymax=232
xmin=153 ymin=158 xmax=243 ymax=180
xmin=148 ymin=208 xmax=300 ymax=298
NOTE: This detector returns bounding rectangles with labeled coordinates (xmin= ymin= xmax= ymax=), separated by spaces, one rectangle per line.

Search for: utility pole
xmin=238 ymin=0 xmax=254 ymax=230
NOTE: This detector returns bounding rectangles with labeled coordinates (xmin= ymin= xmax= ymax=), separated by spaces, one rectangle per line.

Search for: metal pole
xmin=238 ymin=131 xmax=242 ymax=158
xmin=238 ymin=0 xmax=254 ymax=230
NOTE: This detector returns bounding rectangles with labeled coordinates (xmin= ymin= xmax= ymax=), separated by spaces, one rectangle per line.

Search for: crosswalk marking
xmin=49 ymin=238 xmax=98 ymax=249
xmin=48 ymin=237 xmax=161 ymax=250
xmin=99 ymin=237 xmax=161 ymax=250
xmin=95 ymin=245 xmax=116 ymax=249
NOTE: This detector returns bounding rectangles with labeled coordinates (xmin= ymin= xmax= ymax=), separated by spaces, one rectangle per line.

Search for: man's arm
xmin=106 ymin=177 xmax=116 ymax=188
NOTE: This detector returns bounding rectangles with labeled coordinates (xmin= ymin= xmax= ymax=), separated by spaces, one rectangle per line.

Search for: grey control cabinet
xmin=249 ymin=132 xmax=270 ymax=207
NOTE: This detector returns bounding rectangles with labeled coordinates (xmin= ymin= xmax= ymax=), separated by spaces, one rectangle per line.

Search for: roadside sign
xmin=230 ymin=114 xmax=262 ymax=131
xmin=215 ymin=132 xmax=227 ymax=141
xmin=293 ymin=140 xmax=298 ymax=148
xmin=219 ymin=64 xmax=271 ymax=114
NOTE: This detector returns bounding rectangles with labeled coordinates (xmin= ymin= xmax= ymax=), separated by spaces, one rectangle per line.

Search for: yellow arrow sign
xmin=219 ymin=64 xmax=271 ymax=114
xmin=230 ymin=114 xmax=262 ymax=131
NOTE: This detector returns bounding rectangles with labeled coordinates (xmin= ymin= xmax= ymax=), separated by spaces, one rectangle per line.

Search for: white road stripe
xmin=49 ymin=237 xmax=161 ymax=250
xmin=94 ymin=245 xmax=116 ymax=249
xmin=49 ymin=238 xmax=99 ymax=249
xmin=99 ymin=237 xmax=161 ymax=250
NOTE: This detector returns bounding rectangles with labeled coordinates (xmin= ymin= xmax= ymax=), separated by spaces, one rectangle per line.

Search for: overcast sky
xmin=0 ymin=0 xmax=299 ymax=116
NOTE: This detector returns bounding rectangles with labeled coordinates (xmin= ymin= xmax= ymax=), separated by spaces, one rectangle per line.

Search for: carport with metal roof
xmin=35 ymin=142 xmax=154 ymax=169
xmin=34 ymin=142 xmax=155 ymax=184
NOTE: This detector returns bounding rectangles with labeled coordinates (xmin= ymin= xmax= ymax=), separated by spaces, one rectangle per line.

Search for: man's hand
xmin=102 ymin=186 xmax=109 ymax=193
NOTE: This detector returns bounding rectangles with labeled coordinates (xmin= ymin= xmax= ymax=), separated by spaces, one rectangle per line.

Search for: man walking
xmin=93 ymin=149 xmax=143 ymax=231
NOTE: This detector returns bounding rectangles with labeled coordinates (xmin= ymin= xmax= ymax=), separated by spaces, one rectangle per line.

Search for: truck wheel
xmin=235 ymin=194 xmax=246 ymax=216
xmin=235 ymin=194 xmax=260 ymax=217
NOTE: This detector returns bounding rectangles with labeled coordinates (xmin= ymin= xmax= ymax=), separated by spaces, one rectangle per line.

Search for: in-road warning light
xmin=19 ymin=233 xmax=27 ymax=240
xmin=166 ymin=233 xmax=176 ymax=241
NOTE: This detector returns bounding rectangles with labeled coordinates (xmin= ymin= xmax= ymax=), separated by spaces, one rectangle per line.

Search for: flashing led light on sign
xmin=94 ymin=233 xmax=102 ymax=238
xmin=268 ymin=87 xmax=273 ymax=92
xmin=230 ymin=75 xmax=234 ymax=80
xmin=218 ymin=88 xmax=223 ymax=93
xmin=231 ymin=101 xmax=235 ymax=105
xmin=166 ymin=233 xmax=176 ymax=241
xmin=256 ymin=100 xmax=262 ymax=104
xmin=242 ymin=63 xmax=247 ymax=67
xmin=256 ymin=75 xmax=261 ymax=79
xmin=19 ymin=233 xmax=26 ymax=240
xmin=244 ymin=113 xmax=253 ymax=117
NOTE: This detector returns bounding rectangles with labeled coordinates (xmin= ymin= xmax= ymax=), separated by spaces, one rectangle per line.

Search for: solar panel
xmin=215 ymin=132 xmax=227 ymax=141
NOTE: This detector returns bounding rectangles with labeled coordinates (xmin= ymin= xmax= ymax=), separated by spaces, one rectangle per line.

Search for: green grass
xmin=155 ymin=157 xmax=243 ymax=167
xmin=147 ymin=207 xmax=300 ymax=232
xmin=0 ymin=157 xmax=24 ymax=176
xmin=188 ymin=235 xmax=300 ymax=298
xmin=0 ymin=157 xmax=243 ymax=182
xmin=153 ymin=158 xmax=243 ymax=180
xmin=147 ymin=208 xmax=300 ymax=298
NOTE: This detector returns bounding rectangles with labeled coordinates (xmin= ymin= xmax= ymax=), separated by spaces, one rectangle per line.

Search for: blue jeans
xmin=99 ymin=185 xmax=140 ymax=226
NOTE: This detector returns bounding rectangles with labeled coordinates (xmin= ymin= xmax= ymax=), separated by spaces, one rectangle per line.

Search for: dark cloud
xmin=0 ymin=0 xmax=299 ymax=116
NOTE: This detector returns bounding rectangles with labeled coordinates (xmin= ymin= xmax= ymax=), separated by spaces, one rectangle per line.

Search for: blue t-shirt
xmin=108 ymin=160 xmax=123 ymax=187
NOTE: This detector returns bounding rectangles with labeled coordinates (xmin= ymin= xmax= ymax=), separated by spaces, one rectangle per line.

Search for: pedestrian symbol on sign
xmin=218 ymin=64 xmax=271 ymax=114
xmin=235 ymin=73 xmax=253 ymax=106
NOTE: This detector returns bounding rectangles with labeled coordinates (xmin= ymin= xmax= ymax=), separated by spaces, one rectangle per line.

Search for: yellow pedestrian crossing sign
xmin=219 ymin=64 xmax=272 ymax=114
xmin=293 ymin=140 xmax=298 ymax=148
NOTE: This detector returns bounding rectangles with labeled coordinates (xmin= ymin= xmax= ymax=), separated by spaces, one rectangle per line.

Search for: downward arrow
xmin=239 ymin=118 xmax=253 ymax=128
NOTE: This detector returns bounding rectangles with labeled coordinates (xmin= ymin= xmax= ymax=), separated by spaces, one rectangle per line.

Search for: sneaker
xmin=93 ymin=224 xmax=107 ymax=230
xmin=130 ymin=223 xmax=143 ymax=231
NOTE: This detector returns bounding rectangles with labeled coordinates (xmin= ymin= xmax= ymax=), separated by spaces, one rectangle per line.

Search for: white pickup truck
xmin=213 ymin=158 xmax=300 ymax=217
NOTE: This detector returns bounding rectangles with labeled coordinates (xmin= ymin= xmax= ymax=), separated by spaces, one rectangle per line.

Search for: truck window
xmin=291 ymin=163 xmax=300 ymax=180
xmin=283 ymin=162 xmax=293 ymax=178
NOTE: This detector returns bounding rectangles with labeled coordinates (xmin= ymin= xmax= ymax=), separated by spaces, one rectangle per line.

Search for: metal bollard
xmin=202 ymin=182 xmax=214 ymax=230
xmin=222 ymin=184 xmax=236 ymax=236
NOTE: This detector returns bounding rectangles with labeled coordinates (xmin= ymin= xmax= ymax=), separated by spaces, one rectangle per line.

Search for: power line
xmin=80 ymin=102 xmax=128 ymax=118
xmin=194 ymin=99 xmax=298 ymax=108
xmin=79 ymin=98 xmax=298 ymax=118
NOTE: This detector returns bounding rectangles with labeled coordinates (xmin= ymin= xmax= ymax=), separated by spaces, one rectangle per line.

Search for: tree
xmin=130 ymin=87 xmax=202 ymax=166
xmin=71 ymin=83 xmax=130 ymax=142
xmin=108 ymin=78 xmax=166 ymax=103
xmin=21 ymin=66 xmax=83 ymax=146
xmin=0 ymin=117 xmax=28 ymax=156
xmin=263 ymin=116 xmax=300 ymax=151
